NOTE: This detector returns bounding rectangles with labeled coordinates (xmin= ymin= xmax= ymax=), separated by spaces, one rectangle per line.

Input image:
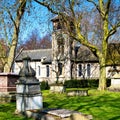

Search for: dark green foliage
xmin=64 ymin=79 xmax=111 ymax=88
xmin=40 ymin=81 xmax=50 ymax=90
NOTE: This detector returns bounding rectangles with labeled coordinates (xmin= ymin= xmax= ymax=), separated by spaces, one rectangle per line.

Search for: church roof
xmin=15 ymin=49 xmax=52 ymax=63
xmin=73 ymin=46 xmax=98 ymax=62
xmin=15 ymin=46 xmax=98 ymax=64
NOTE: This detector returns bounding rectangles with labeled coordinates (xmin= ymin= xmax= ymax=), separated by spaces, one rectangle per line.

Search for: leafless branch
xmin=105 ymin=0 xmax=111 ymax=15
xmin=108 ymin=22 xmax=120 ymax=37
xmin=87 ymin=0 xmax=101 ymax=13
xmin=34 ymin=0 xmax=59 ymax=14
xmin=6 ymin=9 xmax=17 ymax=31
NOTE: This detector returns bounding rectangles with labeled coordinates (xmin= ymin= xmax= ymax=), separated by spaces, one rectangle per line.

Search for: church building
xmin=14 ymin=16 xmax=119 ymax=84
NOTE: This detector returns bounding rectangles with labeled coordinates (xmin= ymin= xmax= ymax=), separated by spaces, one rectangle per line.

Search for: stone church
xmin=14 ymin=16 xmax=119 ymax=84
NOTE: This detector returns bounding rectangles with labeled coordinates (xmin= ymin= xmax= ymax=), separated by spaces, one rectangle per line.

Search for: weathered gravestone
xmin=16 ymin=56 xmax=43 ymax=113
xmin=108 ymin=72 xmax=120 ymax=91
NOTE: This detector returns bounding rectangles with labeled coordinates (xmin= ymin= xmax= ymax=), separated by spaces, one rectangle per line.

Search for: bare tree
xmin=39 ymin=34 xmax=52 ymax=49
xmin=0 ymin=0 xmax=26 ymax=72
xmin=34 ymin=0 xmax=120 ymax=90
xmin=18 ymin=32 xmax=51 ymax=50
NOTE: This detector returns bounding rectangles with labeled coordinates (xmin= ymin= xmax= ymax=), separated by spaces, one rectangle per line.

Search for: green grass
xmin=43 ymin=89 xmax=120 ymax=120
xmin=1 ymin=89 xmax=120 ymax=120
xmin=0 ymin=102 xmax=33 ymax=120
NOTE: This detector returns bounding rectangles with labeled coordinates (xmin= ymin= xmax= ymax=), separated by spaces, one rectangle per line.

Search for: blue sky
xmin=19 ymin=0 xmax=120 ymax=43
xmin=0 ymin=0 xmax=53 ymax=44
xmin=18 ymin=1 xmax=53 ymax=43
xmin=0 ymin=0 xmax=120 ymax=44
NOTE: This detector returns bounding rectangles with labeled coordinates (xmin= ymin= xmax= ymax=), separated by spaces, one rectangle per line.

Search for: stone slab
xmin=21 ymin=109 xmax=93 ymax=120
xmin=43 ymin=109 xmax=82 ymax=118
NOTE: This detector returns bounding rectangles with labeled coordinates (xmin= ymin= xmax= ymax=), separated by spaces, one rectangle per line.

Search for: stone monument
xmin=0 ymin=73 xmax=19 ymax=103
xmin=16 ymin=56 xmax=43 ymax=113
xmin=108 ymin=72 xmax=120 ymax=91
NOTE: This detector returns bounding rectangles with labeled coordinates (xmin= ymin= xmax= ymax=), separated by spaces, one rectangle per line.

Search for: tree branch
xmin=108 ymin=22 xmax=120 ymax=37
xmin=68 ymin=0 xmax=75 ymax=17
xmin=105 ymin=0 xmax=111 ymax=16
xmin=87 ymin=0 xmax=101 ymax=13
xmin=34 ymin=0 xmax=59 ymax=14
xmin=87 ymin=0 xmax=106 ymax=19
xmin=5 ymin=8 xmax=17 ymax=31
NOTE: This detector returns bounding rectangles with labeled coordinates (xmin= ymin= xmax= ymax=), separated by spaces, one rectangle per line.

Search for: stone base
xmin=50 ymin=85 xmax=66 ymax=93
xmin=67 ymin=90 xmax=88 ymax=97
xmin=16 ymin=93 xmax=43 ymax=112
xmin=107 ymin=86 xmax=120 ymax=92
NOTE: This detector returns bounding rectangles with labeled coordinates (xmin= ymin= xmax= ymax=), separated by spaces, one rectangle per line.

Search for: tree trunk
xmin=98 ymin=56 xmax=107 ymax=90
xmin=3 ymin=0 xmax=26 ymax=73
xmin=4 ymin=35 xmax=18 ymax=72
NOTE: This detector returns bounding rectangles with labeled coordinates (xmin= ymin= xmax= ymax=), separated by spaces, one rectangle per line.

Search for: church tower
xmin=51 ymin=16 xmax=72 ymax=83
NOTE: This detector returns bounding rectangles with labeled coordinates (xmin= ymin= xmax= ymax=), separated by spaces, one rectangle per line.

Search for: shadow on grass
xmin=109 ymin=116 xmax=120 ymax=120
xmin=0 ymin=102 xmax=16 ymax=112
xmin=43 ymin=90 xmax=120 ymax=120
xmin=0 ymin=102 xmax=33 ymax=120
xmin=43 ymin=102 xmax=49 ymax=108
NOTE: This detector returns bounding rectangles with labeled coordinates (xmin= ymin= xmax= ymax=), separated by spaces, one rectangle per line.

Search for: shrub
xmin=64 ymin=79 xmax=88 ymax=88
xmin=40 ymin=81 xmax=50 ymax=90
xmin=64 ymin=79 xmax=111 ymax=88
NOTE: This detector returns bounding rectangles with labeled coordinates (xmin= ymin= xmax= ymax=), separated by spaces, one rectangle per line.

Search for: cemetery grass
xmin=0 ymin=103 xmax=33 ymax=120
xmin=0 ymin=89 xmax=120 ymax=120
xmin=43 ymin=89 xmax=120 ymax=120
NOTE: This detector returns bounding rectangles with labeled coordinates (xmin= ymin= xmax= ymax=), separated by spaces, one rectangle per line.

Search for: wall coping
xmin=0 ymin=73 xmax=19 ymax=76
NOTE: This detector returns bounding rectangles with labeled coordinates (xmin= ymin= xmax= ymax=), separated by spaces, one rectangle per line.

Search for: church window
xmin=57 ymin=34 xmax=64 ymax=55
xmin=38 ymin=66 xmax=41 ymax=76
xmin=46 ymin=65 xmax=49 ymax=77
xmin=78 ymin=64 xmax=82 ymax=76
xmin=87 ymin=64 xmax=91 ymax=77
xmin=58 ymin=63 xmax=62 ymax=75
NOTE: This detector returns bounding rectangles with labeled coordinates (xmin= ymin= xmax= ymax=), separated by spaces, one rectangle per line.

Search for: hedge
xmin=40 ymin=79 xmax=111 ymax=90
xmin=64 ymin=79 xmax=111 ymax=88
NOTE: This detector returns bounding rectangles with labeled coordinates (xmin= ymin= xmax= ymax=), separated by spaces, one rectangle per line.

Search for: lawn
xmin=0 ymin=89 xmax=120 ymax=120
xmin=0 ymin=102 xmax=33 ymax=120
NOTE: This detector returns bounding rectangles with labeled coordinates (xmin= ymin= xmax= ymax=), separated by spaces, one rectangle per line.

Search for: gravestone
xmin=108 ymin=73 xmax=120 ymax=91
xmin=16 ymin=56 xmax=43 ymax=113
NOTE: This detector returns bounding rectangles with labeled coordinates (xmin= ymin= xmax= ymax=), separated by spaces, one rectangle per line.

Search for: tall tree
xmin=0 ymin=0 xmax=26 ymax=72
xmin=34 ymin=0 xmax=120 ymax=90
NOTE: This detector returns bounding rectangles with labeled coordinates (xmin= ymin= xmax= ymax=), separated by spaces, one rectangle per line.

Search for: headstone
xmin=108 ymin=73 xmax=120 ymax=91
xmin=16 ymin=56 xmax=43 ymax=113
xmin=50 ymin=85 xmax=65 ymax=93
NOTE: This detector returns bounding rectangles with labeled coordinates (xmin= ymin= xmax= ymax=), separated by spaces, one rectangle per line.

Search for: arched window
xmin=87 ymin=64 xmax=91 ymax=77
xmin=78 ymin=64 xmax=82 ymax=76
xmin=38 ymin=66 xmax=41 ymax=76
xmin=46 ymin=65 xmax=49 ymax=77
xmin=58 ymin=63 xmax=62 ymax=75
